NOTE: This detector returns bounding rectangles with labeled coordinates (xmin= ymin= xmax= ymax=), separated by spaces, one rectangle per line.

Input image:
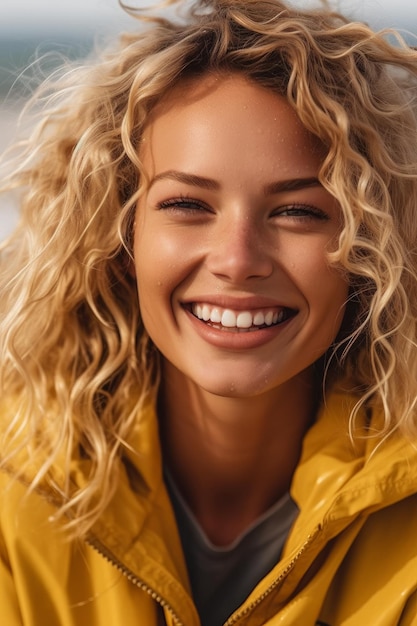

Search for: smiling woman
xmin=1 ymin=1 xmax=417 ymax=625
xmin=135 ymin=74 xmax=347 ymax=401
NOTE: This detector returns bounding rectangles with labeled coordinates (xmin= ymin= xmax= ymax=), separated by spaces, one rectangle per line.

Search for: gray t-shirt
xmin=165 ymin=472 xmax=299 ymax=626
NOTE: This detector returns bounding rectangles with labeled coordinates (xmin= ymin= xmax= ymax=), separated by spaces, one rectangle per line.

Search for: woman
xmin=1 ymin=1 xmax=417 ymax=624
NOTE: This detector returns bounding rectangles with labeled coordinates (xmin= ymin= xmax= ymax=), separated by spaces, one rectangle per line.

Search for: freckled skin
xmin=134 ymin=74 xmax=348 ymax=401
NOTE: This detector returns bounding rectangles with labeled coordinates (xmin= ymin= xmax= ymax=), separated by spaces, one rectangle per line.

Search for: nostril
xmin=208 ymin=240 xmax=274 ymax=282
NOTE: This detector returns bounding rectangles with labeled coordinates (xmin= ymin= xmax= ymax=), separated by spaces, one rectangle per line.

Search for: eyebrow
xmin=264 ymin=177 xmax=321 ymax=194
xmin=149 ymin=170 xmax=321 ymax=194
xmin=149 ymin=170 xmax=220 ymax=191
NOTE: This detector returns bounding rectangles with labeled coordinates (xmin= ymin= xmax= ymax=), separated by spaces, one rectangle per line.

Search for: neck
xmin=159 ymin=363 xmax=318 ymax=545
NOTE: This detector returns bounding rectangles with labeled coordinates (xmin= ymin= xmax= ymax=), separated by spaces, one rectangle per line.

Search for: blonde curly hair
xmin=1 ymin=0 xmax=417 ymax=536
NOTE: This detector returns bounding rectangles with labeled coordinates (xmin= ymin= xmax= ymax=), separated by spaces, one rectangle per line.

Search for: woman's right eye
xmin=157 ymin=197 xmax=212 ymax=215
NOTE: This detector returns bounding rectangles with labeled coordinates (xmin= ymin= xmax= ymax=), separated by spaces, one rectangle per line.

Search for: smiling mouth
xmin=190 ymin=303 xmax=296 ymax=332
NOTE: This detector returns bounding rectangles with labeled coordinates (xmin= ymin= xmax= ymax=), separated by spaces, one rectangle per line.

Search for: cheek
xmin=288 ymin=246 xmax=348 ymax=317
xmin=136 ymin=220 xmax=209 ymax=301
xmin=133 ymin=229 xmax=192 ymax=324
xmin=312 ymin=268 xmax=349 ymax=335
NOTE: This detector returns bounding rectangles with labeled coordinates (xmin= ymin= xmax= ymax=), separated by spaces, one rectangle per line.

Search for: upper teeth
xmin=192 ymin=304 xmax=285 ymax=328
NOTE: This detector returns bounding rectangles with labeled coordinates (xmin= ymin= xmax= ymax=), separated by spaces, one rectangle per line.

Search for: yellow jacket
xmin=1 ymin=391 xmax=417 ymax=625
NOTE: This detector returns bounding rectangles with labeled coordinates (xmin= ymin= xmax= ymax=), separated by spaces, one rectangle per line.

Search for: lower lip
xmin=184 ymin=308 xmax=295 ymax=350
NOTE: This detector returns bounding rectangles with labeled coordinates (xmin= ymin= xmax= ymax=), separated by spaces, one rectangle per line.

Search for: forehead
xmin=140 ymin=73 xmax=326 ymax=180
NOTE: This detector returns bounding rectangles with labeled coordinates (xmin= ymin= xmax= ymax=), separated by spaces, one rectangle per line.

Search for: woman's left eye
xmin=273 ymin=204 xmax=329 ymax=221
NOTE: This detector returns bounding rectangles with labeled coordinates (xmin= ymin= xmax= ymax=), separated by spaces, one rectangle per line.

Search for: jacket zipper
xmin=87 ymin=528 xmax=319 ymax=626
xmin=86 ymin=536 xmax=185 ymax=626
xmin=224 ymin=529 xmax=319 ymax=625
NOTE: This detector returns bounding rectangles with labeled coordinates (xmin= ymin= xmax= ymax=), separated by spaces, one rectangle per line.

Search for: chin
xmin=197 ymin=375 xmax=274 ymax=399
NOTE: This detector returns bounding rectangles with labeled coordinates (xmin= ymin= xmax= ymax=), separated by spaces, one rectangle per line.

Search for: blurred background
xmin=1 ymin=0 xmax=416 ymax=239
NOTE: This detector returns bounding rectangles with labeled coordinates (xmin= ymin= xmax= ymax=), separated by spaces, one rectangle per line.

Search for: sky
xmin=0 ymin=0 xmax=134 ymax=36
xmin=0 ymin=0 xmax=416 ymax=35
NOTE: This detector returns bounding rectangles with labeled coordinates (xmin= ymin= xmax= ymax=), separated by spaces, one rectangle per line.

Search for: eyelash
xmin=157 ymin=197 xmax=210 ymax=214
xmin=273 ymin=204 xmax=329 ymax=221
xmin=156 ymin=198 xmax=329 ymax=221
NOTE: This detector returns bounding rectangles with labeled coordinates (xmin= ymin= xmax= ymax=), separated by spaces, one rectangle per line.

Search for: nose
xmin=207 ymin=215 xmax=274 ymax=283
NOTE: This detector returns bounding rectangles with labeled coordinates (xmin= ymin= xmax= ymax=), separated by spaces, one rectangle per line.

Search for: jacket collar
xmin=290 ymin=389 xmax=417 ymax=546
xmin=81 ymin=388 xmax=417 ymax=568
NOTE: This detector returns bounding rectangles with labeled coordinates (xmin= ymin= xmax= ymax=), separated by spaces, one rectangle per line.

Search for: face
xmin=134 ymin=74 xmax=348 ymax=399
